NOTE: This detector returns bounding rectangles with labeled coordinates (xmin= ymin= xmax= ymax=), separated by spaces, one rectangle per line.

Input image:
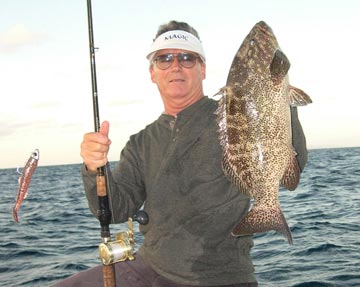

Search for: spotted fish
xmin=13 ymin=149 xmax=39 ymax=223
xmin=215 ymin=21 xmax=312 ymax=244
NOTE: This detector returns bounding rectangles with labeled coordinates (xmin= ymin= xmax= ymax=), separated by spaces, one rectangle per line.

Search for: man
xmin=54 ymin=20 xmax=307 ymax=287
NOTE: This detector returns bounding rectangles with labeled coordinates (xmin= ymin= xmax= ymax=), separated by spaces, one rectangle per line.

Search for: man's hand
xmin=80 ymin=121 xmax=111 ymax=173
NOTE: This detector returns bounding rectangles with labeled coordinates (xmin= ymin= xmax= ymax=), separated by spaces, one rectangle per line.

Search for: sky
xmin=1 ymin=0 xmax=359 ymax=169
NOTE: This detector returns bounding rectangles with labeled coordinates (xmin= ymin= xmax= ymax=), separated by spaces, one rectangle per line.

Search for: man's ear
xmin=149 ymin=66 xmax=156 ymax=83
xmin=201 ymin=62 xmax=206 ymax=80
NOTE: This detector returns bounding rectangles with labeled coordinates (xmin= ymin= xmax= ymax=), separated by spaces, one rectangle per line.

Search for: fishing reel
xmin=98 ymin=211 xmax=148 ymax=265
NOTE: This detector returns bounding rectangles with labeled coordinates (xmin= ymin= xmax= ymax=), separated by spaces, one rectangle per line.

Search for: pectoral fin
xmin=270 ymin=49 xmax=290 ymax=85
xmin=289 ymin=86 xmax=312 ymax=106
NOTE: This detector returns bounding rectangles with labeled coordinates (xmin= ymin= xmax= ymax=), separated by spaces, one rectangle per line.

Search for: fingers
xmin=80 ymin=121 xmax=111 ymax=172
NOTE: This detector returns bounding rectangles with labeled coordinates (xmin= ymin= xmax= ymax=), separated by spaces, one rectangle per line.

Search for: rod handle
xmin=103 ymin=264 xmax=116 ymax=287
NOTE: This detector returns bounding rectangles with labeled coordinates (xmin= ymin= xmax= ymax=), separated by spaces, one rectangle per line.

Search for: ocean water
xmin=0 ymin=147 xmax=359 ymax=287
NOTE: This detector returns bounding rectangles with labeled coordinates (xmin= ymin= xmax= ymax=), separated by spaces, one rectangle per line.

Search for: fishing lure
xmin=13 ymin=149 xmax=40 ymax=223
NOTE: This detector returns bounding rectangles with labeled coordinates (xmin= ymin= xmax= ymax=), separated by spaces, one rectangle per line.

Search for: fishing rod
xmin=86 ymin=1 xmax=149 ymax=286
xmin=86 ymin=1 xmax=116 ymax=286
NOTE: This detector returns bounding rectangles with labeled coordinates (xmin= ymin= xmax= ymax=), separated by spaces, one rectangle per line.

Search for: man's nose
xmin=171 ymin=56 xmax=182 ymax=69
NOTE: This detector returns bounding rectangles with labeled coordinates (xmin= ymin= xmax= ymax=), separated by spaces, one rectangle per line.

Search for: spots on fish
xmin=215 ymin=21 xmax=312 ymax=244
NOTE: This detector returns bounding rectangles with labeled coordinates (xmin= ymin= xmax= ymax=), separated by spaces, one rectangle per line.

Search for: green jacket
xmin=82 ymin=96 xmax=307 ymax=285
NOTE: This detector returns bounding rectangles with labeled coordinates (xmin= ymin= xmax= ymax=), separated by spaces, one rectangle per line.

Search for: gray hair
xmin=153 ymin=20 xmax=201 ymax=41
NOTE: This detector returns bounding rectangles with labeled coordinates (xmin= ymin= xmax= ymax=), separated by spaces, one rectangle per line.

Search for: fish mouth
xmin=256 ymin=21 xmax=275 ymax=37
xmin=31 ymin=149 xmax=40 ymax=160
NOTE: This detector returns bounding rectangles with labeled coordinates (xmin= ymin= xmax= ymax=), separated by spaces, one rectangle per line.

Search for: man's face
xmin=149 ymin=49 xmax=206 ymax=105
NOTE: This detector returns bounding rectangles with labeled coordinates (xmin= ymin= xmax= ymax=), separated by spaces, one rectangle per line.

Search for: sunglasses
xmin=152 ymin=53 xmax=200 ymax=70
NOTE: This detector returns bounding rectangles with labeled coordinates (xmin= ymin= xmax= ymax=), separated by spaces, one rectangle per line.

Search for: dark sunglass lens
xmin=178 ymin=53 xmax=197 ymax=68
xmin=158 ymin=54 xmax=173 ymax=62
xmin=155 ymin=54 xmax=174 ymax=69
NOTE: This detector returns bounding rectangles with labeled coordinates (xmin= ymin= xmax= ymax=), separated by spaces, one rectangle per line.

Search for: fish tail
xmin=13 ymin=207 xmax=19 ymax=223
xmin=232 ymin=204 xmax=293 ymax=244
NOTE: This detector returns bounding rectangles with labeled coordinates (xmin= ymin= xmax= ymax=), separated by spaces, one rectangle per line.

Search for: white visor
xmin=146 ymin=30 xmax=206 ymax=62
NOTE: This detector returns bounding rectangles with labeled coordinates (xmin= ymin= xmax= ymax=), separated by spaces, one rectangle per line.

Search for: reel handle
xmin=133 ymin=210 xmax=149 ymax=225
